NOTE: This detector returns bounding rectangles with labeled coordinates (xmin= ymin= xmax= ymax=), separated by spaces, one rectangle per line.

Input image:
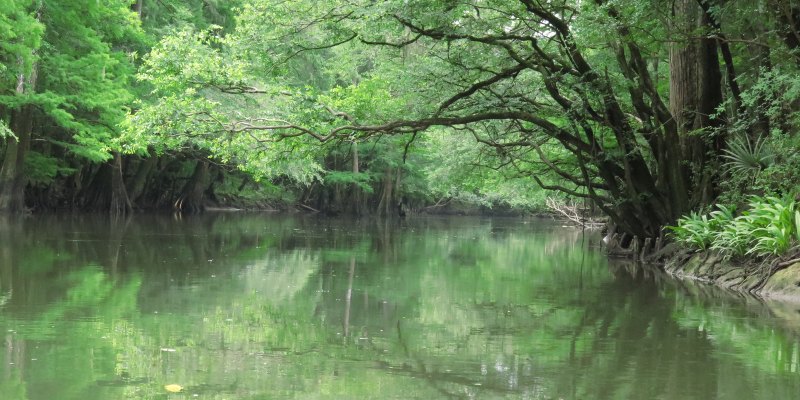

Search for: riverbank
xmin=657 ymin=248 xmax=800 ymax=301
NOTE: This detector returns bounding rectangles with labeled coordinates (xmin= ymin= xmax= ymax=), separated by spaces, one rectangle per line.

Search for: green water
xmin=1 ymin=214 xmax=800 ymax=399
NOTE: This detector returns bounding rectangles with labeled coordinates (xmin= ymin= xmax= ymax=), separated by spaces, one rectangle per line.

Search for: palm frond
xmin=721 ymin=135 xmax=774 ymax=174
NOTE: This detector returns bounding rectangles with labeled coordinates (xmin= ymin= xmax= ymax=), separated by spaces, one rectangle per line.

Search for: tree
xmin=0 ymin=0 xmax=44 ymax=211
xmin=0 ymin=0 xmax=142 ymax=213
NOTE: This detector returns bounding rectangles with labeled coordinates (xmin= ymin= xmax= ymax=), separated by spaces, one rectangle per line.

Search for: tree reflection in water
xmin=0 ymin=214 xmax=799 ymax=399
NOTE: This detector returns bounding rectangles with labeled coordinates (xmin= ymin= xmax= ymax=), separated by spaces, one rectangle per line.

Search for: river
xmin=1 ymin=214 xmax=799 ymax=399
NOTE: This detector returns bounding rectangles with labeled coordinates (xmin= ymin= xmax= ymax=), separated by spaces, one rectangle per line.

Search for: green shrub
xmin=671 ymin=197 xmax=799 ymax=258
xmin=710 ymin=216 xmax=752 ymax=257
xmin=743 ymin=196 xmax=796 ymax=256
xmin=670 ymin=212 xmax=715 ymax=250
xmin=670 ymin=205 xmax=735 ymax=251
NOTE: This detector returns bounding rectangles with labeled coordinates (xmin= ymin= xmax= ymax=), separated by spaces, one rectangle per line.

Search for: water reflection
xmin=0 ymin=214 xmax=799 ymax=399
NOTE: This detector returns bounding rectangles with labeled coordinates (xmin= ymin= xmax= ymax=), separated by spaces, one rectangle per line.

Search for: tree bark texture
xmin=668 ymin=0 xmax=723 ymax=208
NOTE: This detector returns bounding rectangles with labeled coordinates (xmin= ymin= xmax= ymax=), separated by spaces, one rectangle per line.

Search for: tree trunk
xmin=133 ymin=0 xmax=143 ymax=18
xmin=0 ymin=60 xmax=37 ymax=213
xmin=693 ymin=3 xmax=724 ymax=206
xmin=350 ymin=141 xmax=361 ymax=214
xmin=669 ymin=1 xmax=700 ymax=136
xmin=110 ymin=152 xmax=132 ymax=217
xmin=204 ymin=165 xmax=223 ymax=205
xmin=376 ymin=168 xmax=393 ymax=216
xmin=393 ymin=168 xmax=407 ymax=217
xmin=174 ymin=160 xmax=210 ymax=213
xmin=666 ymin=0 xmax=700 ymax=219
xmin=127 ymin=153 xmax=158 ymax=205
xmin=0 ymin=111 xmax=32 ymax=212
xmin=666 ymin=0 xmax=723 ymax=213
xmin=79 ymin=163 xmax=110 ymax=209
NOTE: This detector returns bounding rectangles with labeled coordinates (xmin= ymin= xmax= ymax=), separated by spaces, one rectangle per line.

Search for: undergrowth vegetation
xmin=670 ymin=197 xmax=800 ymax=258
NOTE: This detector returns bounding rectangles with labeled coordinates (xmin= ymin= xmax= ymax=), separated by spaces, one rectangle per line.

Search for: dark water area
xmin=1 ymin=213 xmax=800 ymax=399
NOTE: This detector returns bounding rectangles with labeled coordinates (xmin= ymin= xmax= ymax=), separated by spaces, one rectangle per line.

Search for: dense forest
xmin=1 ymin=1 xmax=799 ymax=253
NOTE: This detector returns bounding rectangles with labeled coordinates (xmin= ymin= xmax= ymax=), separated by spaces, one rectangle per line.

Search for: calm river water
xmin=1 ymin=214 xmax=800 ymax=399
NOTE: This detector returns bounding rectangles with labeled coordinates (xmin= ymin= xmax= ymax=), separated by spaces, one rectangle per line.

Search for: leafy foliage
xmin=671 ymin=213 xmax=715 ymax=251
xmin=0 ymin=0 xmax=43 ymax=83
xmin=23 ymin=151 xmax=75 ymax=186
xmin=0 ymin=118 xmax=14 ymax=139
xmin=324 ymin=170 xmax=373 ymax=192
xmin=671 ymin=197 xmax=800 ymax=258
